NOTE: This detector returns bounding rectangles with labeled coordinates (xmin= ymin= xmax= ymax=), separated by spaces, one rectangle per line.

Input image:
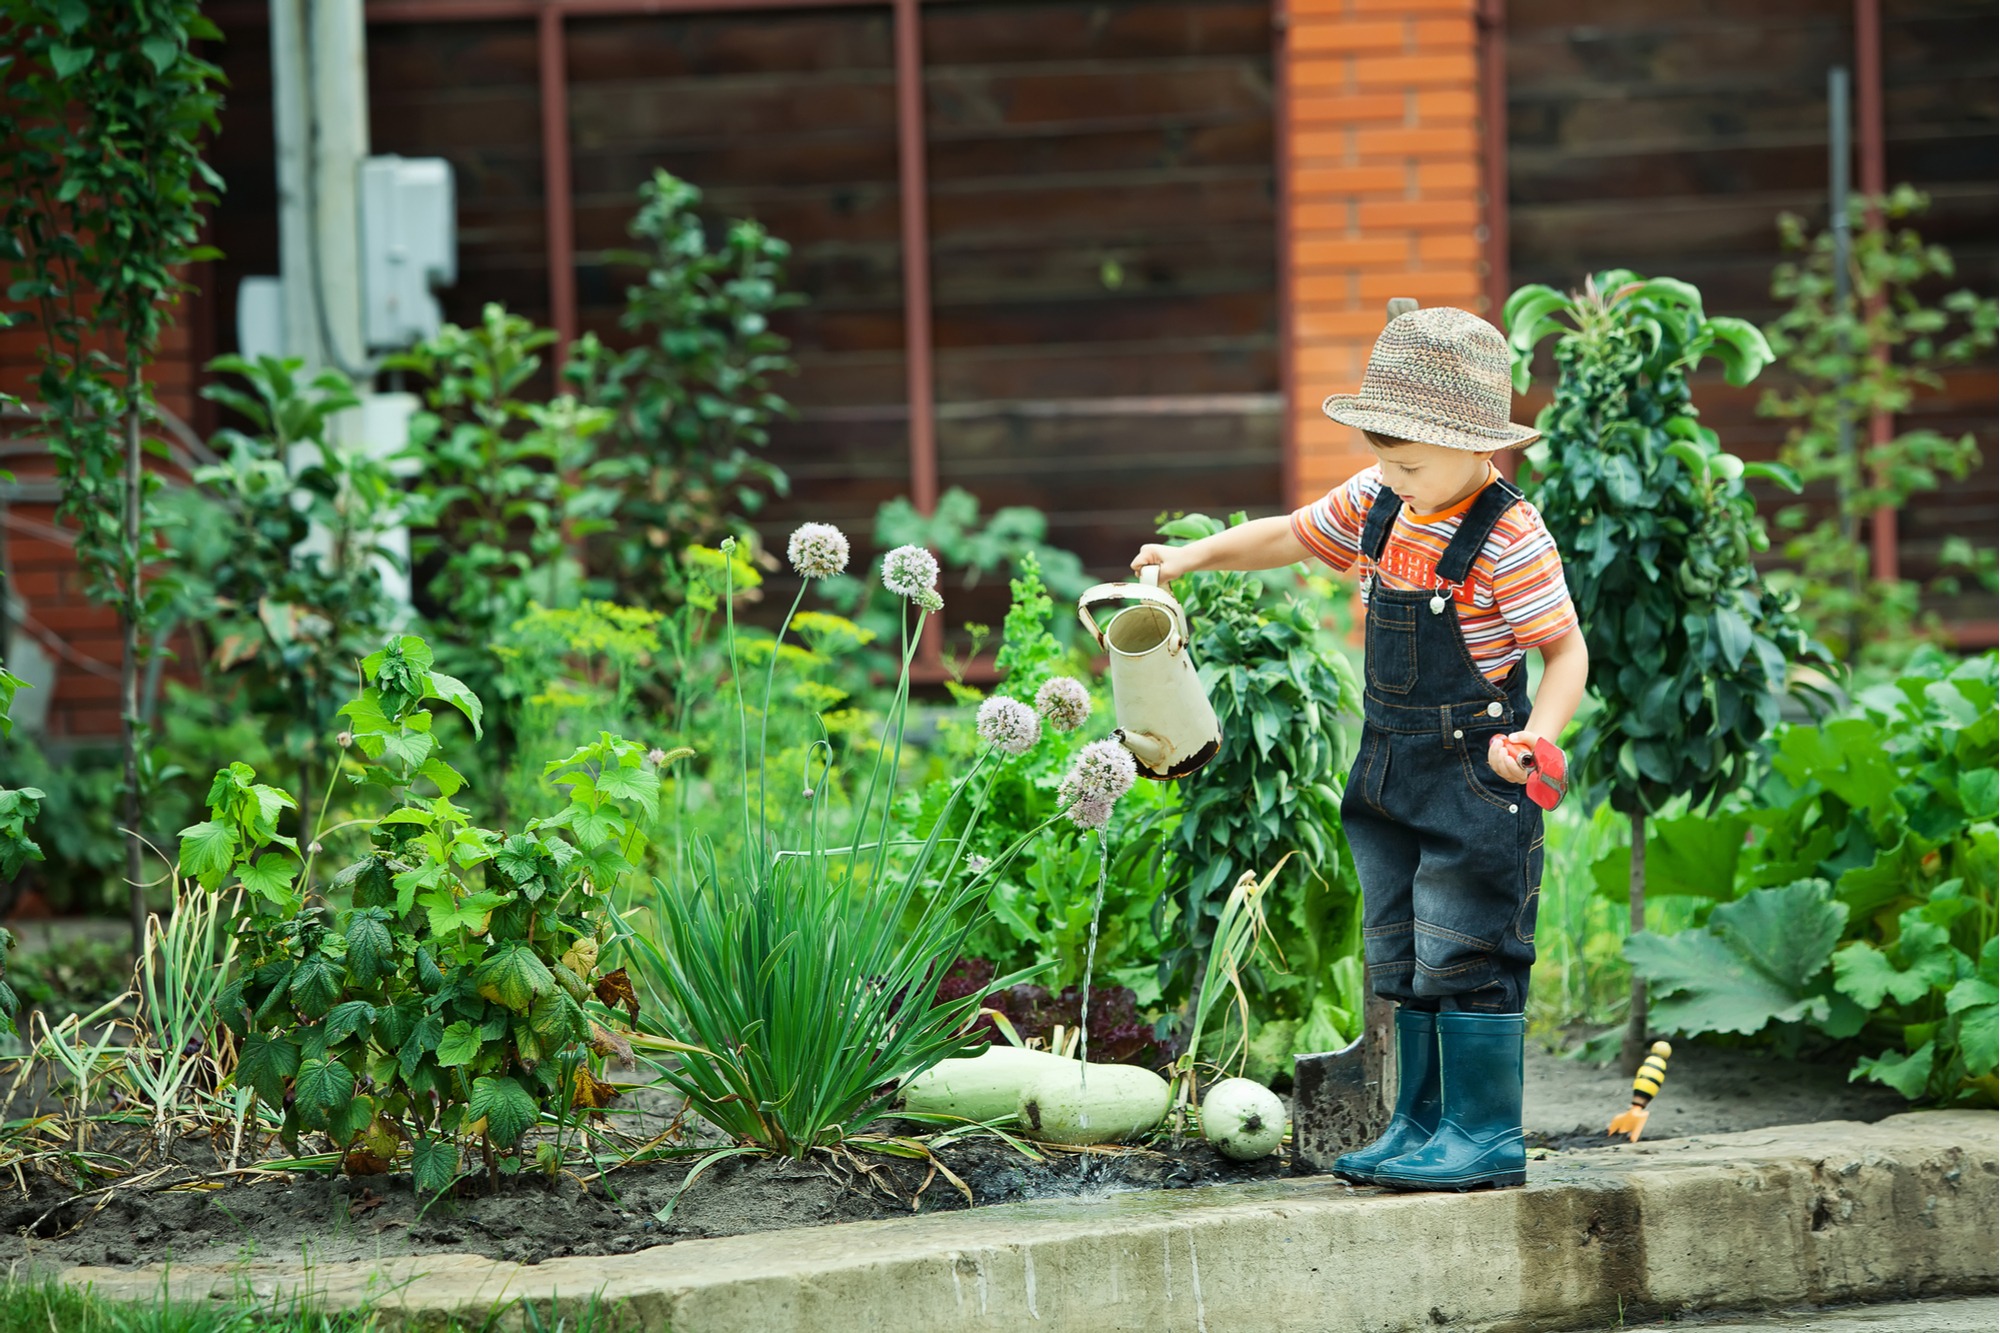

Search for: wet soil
xmin=0 ymin=1040 xmax=1910 ymax=1275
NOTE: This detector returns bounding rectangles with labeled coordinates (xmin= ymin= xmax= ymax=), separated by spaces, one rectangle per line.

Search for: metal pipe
xmin=538 ymin=3 xmax=578 ymax=367
xmin=1477 ymin=0 xmax=1514 ymax=482
xmin=1828 ymin=65 xmax=1860 ymax=648
xmin=1272 ymin=0 xmax=1296 ymax=507
xmin=1853 ymin=0 xmax=1897 ymax=584
xmin=893 ymin=0 xmax=936 ymax=522
xmin=892 ymin=0 xmax=941 ymax=666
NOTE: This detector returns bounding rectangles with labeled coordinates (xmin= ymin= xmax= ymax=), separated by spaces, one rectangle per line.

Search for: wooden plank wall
xmin=208 ymin=2 xmax=1280 ymax=641
xmin=1507 ymin=0 xmax=1997 ymax=634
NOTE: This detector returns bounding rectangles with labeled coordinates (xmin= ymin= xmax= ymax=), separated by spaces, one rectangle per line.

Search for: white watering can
xmin=1077 ymin=566 xmax=1222 ymax=781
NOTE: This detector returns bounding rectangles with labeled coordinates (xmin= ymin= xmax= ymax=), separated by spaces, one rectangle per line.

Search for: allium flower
xmin=967 ymin=854 xmax=991 ymax=875
xmin=881 ymin=544 xmax=940 ymax=601
xmin=1058 ymin=739 xmax=1138 ymax=829
xmin=977 ymin=696 xmax=1041 ymax=756
xmin=915 ymin=586 xmax=944 ymax=614
xmin=787 ymin=522 xmax=850 ymax=580
xmin=1035 ymin=676 xmax=1092 ymax=733
xmin=1066 ymin=794 xmax=1116 ymax=831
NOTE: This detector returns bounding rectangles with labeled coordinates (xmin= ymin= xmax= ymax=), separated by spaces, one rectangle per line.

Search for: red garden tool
xmin=1488 ymin=734 xmax=1568 ymax=811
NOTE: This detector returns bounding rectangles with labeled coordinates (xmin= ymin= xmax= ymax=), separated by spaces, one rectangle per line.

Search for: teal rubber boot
xmin=1332 ymin=1007 xmax=1440 ymax=1184
xmin=1372 ymin=1010 xmax=1525 ymax=1191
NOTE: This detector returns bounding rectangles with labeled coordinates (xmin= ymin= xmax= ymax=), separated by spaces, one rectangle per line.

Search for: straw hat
xmin=1321 ymin=306 xmax=1540 ymax=451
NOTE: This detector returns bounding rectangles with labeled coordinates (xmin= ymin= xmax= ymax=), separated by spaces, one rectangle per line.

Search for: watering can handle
xmin=1077 ymin=565 xmax=1191 ymax=653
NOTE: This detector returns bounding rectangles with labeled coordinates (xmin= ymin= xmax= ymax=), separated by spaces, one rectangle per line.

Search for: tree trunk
xmin=121 ymin=404 xmax=146 ymax=954
xmin=1621 ymin=809 xmax=1649 ymax=1074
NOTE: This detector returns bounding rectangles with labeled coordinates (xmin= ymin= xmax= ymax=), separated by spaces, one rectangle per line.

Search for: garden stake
xmin=1607 ymin=1041 xmax=1673 ymax=1142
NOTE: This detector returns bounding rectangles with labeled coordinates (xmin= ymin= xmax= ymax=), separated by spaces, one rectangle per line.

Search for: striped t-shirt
xmin=1290 ymin=465 xmax=1579 ymax=681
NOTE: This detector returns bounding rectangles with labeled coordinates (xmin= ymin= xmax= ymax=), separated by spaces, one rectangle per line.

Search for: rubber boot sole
xmin=1371 ymin=1168 xmax=1526 ymax=1192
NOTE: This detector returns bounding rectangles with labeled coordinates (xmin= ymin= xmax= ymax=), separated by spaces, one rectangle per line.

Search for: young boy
xmin=1130 ymin=307 xmax=1588 ymax=1191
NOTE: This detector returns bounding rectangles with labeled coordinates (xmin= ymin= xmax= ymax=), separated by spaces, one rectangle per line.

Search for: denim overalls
xmin=1340 ymin=476 xmax=1543 ymax=1015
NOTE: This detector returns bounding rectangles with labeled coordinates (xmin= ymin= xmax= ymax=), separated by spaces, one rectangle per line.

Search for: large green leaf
xmin=288 ymin=953 xmax=344 ymax=1019
xmin=435 ymin=1020 xmax=482 ymax=1068
xmin=344 ymin=913 xmax=394 ymax=987
xmin=235 ymin=1032 xmax=299 ymax=1106
xmin=1592 ymin=812 xmax=1747 ymax=902
xmin=177 ymin=819 xmax=237 ymax=890
xmin=1625 ymin=880 xmax=1848 ymax=1036
xmin=411 ymin=1136 xmax=460 ymax=1195
xmin=474 ymin=943 xmax=554 ymax=1013
xmin=293 ymin=1057 xmax=356 ymax=1131
xmin=1850 ymin=1042 xmax=1935 ymax=1100
xmin=467 ymin=1075 xmax=539 ymax=1148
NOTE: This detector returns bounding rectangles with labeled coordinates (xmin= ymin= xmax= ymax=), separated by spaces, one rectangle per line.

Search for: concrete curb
xmin=64 ymin=1111 xmax=1997 ymax=1332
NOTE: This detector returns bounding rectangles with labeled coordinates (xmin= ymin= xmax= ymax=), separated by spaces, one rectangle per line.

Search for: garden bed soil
xmin=0 ymin=1041 xmax=1912 ymax=1276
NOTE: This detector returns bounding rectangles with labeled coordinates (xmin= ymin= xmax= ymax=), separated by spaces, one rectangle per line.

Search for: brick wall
xmin=1 ymin=315 xmax=204 ymax=741
xmin=1282 ymin=0 xmax=1492 ymax=504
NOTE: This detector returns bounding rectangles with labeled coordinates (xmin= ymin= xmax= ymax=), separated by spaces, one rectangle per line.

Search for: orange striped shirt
xmin=1290 ymin=465 xmax=1579 ymax=681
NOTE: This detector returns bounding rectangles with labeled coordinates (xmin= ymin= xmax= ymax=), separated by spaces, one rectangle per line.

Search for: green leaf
xmin=1947 ymin=982 xmax=1997 ymax=1078
xmin=474 ymin=943 xmax=554 ymax=1013
xmin=1831 ymin=942 xmax=1933 ymax=1010
xmin=1625 ymin=880 xmax=1847 ymax=1037
xmin=1850 ymin=1042 xmax=1934 ymax=1100
xmin=177 ymin=820 xmax=237 ymax=890
xmin=421 ymin=885 xmax=510 ymax=936
xmin=235 ymin=1033 xmax=299 ymax=1106
xmin=417 ymin=757 xmax=467 ymax=798
xmin=48 ymin=45 xmax=92 ymax=79
xmin=344 ymin=913 xmax=393 ymax=987
xmin=467 ymin=1075 xmax=539 ymax=1148
xmin=1592 ymin=812 xmax=1746 ymax=901
xmin=398 ymin=1013 xmax=443 ymax=1080
xmin=289 ymin=953 xmax=344 ymax=1019
xmin=323 ymin=1000 xmax=377 ymax=1046
xmin=238 ymin=853 xmax=298 ymax=906
xmin=529 ymin=988 xmax=587 ymax=1045
xmin=425 ymin=671 xmax=484 ymax=738
xmin=293 ymin=1057 xmax=357 ymax=1131
xmin=140 ymin=35 xmax=180 ymax=74
xmin=1706 ymin=316 xmax=1775 ymax=387
xmin=435 ymin=1020 xmax=483 ymax=1068
xmin=1742 ymin=461 xmax=1803 ymax=493
xmin=411 ymin=1137 xmax=460 ymax=1195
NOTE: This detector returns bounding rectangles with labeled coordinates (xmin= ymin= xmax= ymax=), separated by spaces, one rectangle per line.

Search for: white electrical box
xmin=359 ymin=155 xmax=456 ymax=351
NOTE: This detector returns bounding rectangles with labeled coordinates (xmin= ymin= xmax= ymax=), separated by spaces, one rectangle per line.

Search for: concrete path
xmin=65 ymin=1111 xmax=1997 ymax=1333
xmin=1656 ymin=1297 xmax=1996 ymax=1331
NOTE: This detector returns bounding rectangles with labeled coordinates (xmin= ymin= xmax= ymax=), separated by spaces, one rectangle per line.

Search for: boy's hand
xmin=1487 ymin=731 xmax=1541 ymax=784
xmin=1130 ymin=544 xmax=1191 ymax=584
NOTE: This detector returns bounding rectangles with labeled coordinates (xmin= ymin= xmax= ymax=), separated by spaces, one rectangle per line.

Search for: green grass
xmin=0 ymin=1276 xmax=617 ymax=1333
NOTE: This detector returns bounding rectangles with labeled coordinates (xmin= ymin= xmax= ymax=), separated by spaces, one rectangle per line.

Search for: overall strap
xmin=1359 ymin=482 xmax=1403 ymax=562
xmin=1435 ymin=474 xmax=1525 ymax=585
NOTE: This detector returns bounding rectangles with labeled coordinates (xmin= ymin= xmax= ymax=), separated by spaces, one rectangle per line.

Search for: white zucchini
xmin=1201 ymin=1077 xmax=1286 ymax=1160
xmin=898 ymin=1045 xmax=1079 ymax=1123
xmin=1017 ymin=1062 xmax=1171 ymax=1146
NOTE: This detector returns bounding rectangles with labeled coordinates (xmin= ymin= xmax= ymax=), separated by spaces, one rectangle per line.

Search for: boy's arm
xmin=1492 ymin=626 xmax=1589 ymax=783
xmin=1130 ymin=516 xmax=1312 ymax=583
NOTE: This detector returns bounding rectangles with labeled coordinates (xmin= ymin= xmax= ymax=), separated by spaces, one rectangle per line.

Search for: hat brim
xmin=1322 ymin=395 xmax=1540 ymax=452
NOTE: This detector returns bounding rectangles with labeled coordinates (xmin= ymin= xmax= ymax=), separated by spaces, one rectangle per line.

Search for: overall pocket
xmin=1514 ymin=828 xmax=1545 ymax=945
xmin=1364 ymin=601 xmax=1419 ymax=695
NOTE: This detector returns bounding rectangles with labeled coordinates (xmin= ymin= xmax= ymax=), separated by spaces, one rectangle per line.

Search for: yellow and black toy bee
xmin=1607 ymin=1041 xmax=1673 ymax=1142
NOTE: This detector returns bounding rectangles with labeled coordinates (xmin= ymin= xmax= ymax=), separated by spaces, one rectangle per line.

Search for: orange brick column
xmin=1279 ymin=0 xmax=1492 ymax=505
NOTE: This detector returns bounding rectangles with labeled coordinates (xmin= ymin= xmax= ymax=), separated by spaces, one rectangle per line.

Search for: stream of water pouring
xmin=1074 ymin=828 xmax=1112 ymax=1128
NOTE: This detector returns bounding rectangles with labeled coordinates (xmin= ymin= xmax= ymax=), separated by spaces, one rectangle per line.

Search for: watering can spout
xmin=1079 ymin=567 xmax=1222 ymax=781
xmin=1114 ymin=728 xmax=1171 ymax=770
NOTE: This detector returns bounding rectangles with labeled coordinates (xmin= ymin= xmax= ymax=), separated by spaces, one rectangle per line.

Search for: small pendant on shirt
xmin=1429 ymin=594 xmax=1448 ymax=615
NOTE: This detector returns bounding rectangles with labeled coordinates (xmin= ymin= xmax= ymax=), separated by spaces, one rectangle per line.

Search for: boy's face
xmin=1365 ymin=433 xmax=1496 ymax=515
